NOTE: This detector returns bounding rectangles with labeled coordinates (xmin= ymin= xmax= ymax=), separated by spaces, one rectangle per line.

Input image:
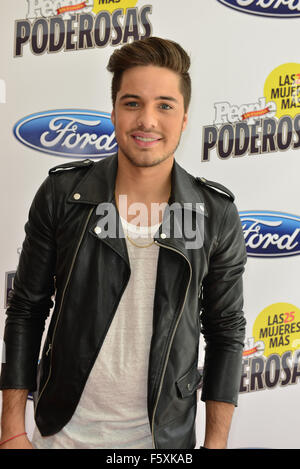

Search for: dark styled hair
xmin=107 ymin=37 xmax=191 ymax=111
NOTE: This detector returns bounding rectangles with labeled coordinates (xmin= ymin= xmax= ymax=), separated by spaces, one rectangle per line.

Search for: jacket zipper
xmin=151 ymin=240 xmax=192 ymax=449
xmin=34 ymin=207 xmax=94 ymax=415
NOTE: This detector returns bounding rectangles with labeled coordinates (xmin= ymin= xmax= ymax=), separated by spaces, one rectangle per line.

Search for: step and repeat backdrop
xmin=1 ymin=0 xmax=300 ymax=449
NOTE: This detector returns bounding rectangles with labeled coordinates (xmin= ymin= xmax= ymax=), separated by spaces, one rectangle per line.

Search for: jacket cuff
xmin=200 ymin=349 xmax=243 ymax=406
xmin=0 ymin=320 xmax=42 ymax=391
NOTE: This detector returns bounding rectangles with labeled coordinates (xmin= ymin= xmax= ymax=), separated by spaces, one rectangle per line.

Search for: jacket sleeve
xmin=0 ymin=176 xmax=56 ymax=391
xmin=200 ymin=200 xmax=246 ymax=406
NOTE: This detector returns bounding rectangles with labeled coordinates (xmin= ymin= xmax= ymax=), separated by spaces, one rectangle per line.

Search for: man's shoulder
xmin=48 ymin=159 xmax=94 ymax=175
xmin=45 ymin=159 xmax=97 ymax=203
xmin=46 ymin=157 xmax=117 ymax=206
xmin=195 ymin=176 xmax=235 ymax=203
xmin=174 ymin=160 xmax=235 ymax=204
xmin=47 ymin=159 xmax=97 ymax=194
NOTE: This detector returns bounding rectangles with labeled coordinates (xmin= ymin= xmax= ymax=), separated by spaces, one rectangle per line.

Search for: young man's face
xmin=111 ymin=65 xmax=188 ymax=168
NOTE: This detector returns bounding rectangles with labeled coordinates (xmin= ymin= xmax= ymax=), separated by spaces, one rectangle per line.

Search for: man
xmin=0 ymin=37 xmax=246 ymax=449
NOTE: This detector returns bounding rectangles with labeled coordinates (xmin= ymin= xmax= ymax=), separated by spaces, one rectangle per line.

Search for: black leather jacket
xmin=0 ymin=154 xmax=246 ymax=449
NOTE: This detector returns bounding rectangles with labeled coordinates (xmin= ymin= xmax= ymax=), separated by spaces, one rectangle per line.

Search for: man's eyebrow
xmin=119 ymin=94 xmax=140 ymax=100
xmin=156 ymin=96 xmax=178 ymax=103
xmin=119 ymin=94 xmax=178 ymax=103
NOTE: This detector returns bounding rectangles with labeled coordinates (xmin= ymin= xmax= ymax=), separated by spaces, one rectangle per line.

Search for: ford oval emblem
xmin=13 ymin=110 xmax=118 ymax=158
xmin=239 ymin=211 xmax=300 ymax=258
xmin=217 ymin=0 xmax=300 ymax=18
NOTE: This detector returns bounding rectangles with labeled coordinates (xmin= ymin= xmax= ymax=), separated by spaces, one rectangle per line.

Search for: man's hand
xmin=203 ymin=400 xmax=235 ymax=449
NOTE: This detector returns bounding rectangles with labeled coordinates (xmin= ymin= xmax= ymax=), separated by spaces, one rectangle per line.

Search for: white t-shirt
xmin=32 ymin=217 xmax=160 ymax=449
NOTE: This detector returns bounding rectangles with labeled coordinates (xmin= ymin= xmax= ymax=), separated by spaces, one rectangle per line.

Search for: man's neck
xmin=115 ymin=154 xmax=173 ymax=226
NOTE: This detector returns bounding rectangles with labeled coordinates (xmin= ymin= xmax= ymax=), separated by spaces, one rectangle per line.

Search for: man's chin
xmin=119 ymin=149 xmax=174 ymax=168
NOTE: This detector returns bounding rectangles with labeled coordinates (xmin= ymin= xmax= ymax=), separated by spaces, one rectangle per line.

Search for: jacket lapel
xmin=66 ymin=154 xmax=207 ymax=262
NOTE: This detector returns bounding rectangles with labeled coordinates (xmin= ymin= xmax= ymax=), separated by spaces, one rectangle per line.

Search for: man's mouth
xmin=135 ymin=136 xmax=158 ymax=142
xmin=131 ymin=132 xmax=162 ymax=147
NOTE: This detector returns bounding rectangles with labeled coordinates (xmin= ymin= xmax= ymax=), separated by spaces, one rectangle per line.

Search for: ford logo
xmin=13 ymin=110 xmax=117 ymax=158
xmin=217 ymin=0 xmax=300 ymax=18
xmin=239 ymin=211 xmax=300 ymax=258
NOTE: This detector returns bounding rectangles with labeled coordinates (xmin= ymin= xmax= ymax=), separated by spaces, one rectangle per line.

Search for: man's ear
xmin=111 ymin=109 xmax=115 ymax=126
xmin=182 ymin=112 xmax=188 ymax=131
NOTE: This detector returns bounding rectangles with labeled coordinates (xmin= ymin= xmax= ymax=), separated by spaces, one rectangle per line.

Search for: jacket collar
xmin=68 ymin=153 xmax=206 ymax=211
xmin=68 ymin=154 xmax=206 ymax=257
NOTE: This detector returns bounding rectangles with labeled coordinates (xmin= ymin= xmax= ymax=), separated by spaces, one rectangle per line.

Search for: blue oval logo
xmin=239 ymin=211 xmax=300 ymax=257
xmin=217 ymin=0 xmax=300 ymax=18
xmin=13 ymin=110 xmax=117 ymax=158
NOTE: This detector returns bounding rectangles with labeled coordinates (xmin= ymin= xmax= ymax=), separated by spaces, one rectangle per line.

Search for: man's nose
xmin=136 ymin=106 xmax=157 ymax=129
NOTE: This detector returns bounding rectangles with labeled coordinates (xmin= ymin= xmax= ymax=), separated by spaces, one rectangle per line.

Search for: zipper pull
xmin=46 ymin=343 xmax=52 ymax=356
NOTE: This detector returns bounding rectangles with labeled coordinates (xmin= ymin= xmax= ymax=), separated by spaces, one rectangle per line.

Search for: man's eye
xmin=125 ymin=101 xmax=139 ymax=107
xmin=160 ymin=103 xmax=172 ymax=110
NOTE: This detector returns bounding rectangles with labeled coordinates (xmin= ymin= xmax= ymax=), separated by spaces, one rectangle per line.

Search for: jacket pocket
xmin=176 ymin=364 xmax=202 ymax=399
